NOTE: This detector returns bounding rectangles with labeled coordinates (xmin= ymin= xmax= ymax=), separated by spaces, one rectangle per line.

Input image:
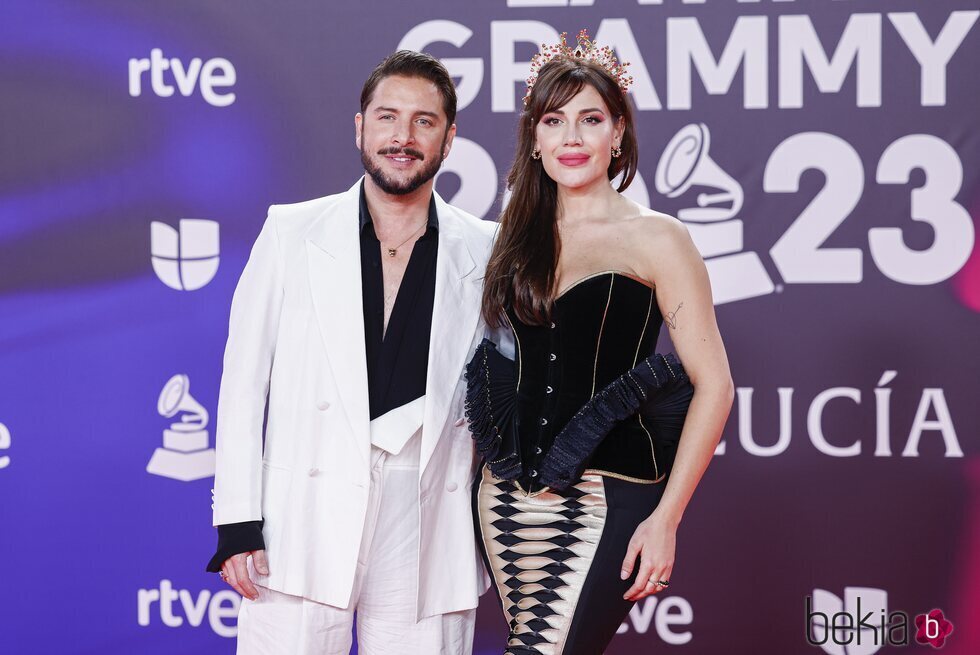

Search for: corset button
xmin=546 ymin=386 xmax=553 ymax=394
xmin=540 ymin=417 xmax=548 ymax=426
xmin=535 ymin=446 xmax=543 ymax=455
xmin=529 ymin=469 xmax=538 ymax=478
xmin=550 ymin=322 xmax=556 ymax=329
xmin=550 ymin=353 xmax=557 ymax=361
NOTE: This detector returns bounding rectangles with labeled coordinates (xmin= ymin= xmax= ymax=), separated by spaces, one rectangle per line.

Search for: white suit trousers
xmin=236 ymin=437 xmax=476 ymax=655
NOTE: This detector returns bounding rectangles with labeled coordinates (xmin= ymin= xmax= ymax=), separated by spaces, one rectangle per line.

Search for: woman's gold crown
xmin=524 ymin=29 xmax=634 ymax=106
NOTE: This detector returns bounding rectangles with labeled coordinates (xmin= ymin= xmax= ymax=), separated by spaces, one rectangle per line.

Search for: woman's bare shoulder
xmin=617 ymin=200 xmax=689 ymax=243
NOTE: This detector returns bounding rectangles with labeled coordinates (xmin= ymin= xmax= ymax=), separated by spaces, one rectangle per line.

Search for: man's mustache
xmin=376 ymin=146 xmax=425 ymax=160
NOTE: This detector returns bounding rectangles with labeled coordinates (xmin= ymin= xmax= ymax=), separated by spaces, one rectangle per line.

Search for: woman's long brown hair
xmin=481 ymin=56 xmax=639 ymax=328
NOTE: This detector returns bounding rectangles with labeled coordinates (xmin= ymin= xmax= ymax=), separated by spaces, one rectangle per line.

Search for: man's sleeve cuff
xmin=205 ymin=520 xmax=265 ymax=572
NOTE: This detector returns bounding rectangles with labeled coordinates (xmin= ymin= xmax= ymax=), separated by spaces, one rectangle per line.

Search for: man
xmin=205 ymin=51 xmax=495 ymax=654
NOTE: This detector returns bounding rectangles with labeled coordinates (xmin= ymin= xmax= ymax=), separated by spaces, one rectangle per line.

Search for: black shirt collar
xmin=358 ymin=178 xmax=439 ymax=234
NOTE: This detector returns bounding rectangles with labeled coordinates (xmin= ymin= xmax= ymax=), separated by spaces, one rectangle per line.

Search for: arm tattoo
xmin=664 ymin=301 xmax=683 ymax=330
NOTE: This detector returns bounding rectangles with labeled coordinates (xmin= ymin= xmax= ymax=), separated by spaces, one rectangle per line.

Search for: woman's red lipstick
xmin=557 ymin=153 xmax=590 ymax=167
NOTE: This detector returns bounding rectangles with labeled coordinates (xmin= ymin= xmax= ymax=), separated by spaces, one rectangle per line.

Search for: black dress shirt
xmin=206 ymin=181 xmax=439 ymax=572
xmin=359 ymin=181 xmax=439 ymax=419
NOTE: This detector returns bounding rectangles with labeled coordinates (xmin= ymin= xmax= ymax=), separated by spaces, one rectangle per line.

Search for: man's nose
xmin=392 ymin=121 xmax=416 ymax=147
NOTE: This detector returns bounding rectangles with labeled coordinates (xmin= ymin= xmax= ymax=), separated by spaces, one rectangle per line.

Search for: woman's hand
xmin=620 ymin=511 xmax=677 ymax=601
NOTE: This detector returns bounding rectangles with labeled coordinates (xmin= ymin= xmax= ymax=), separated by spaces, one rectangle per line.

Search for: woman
xmin=465 ymin=31 xmax=735 ymax=654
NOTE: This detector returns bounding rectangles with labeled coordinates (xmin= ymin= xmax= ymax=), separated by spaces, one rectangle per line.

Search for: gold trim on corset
xmin=502 ymin=310 xmax=523 ymax=389
xmin=632 ymin=288 xmax=660 ymax=481
xmin=555 ymin=269 xmax=655 ymax=299
xmin=590 ymin=276 xmax=615 ymax=397
xmin=632 ymin=289 xmax=654 ymax=368
xmin=583 ymin=468 xmax=667 ymax=484
xmin=638 ymin=414 xmax=659 ymax=481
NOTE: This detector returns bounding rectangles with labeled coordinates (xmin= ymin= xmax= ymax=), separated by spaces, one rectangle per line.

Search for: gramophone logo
xmin=146 ymin=374 xmax=215 ymax=481
xmin=655 ymin=123 xmax=773 ymax=305
xmin=150 ymin=219 xmax=220 ymax=290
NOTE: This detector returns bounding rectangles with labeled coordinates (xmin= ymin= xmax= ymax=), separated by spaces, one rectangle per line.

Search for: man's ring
xmin=656 ymin=580 xmax=669 ymax=587
xmin=219 ymin=571 xmax=228 ymax=579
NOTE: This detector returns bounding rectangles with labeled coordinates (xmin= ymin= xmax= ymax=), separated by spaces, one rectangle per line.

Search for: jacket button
xmin=446 ymin=482 xmax=458 ymax=492
xmin=454 ymin=417 xmax=466 ymax=427
xmin=316 ymin=400 xmax=331 ymax=411
xmin=307 ymin=467 xmax=320 ymax=477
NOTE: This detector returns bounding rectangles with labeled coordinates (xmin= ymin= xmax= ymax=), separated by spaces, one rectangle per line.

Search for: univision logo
xmin=150 ymin=219 xmax=220 ymax=290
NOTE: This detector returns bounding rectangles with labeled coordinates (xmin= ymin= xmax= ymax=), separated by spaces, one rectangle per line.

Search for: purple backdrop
xmin=1 ymin=0 xmax=978 ymax=653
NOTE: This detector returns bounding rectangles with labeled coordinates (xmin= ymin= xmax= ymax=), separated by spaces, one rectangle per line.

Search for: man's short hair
xmin=360 ymin=50 xmax=457 ymax=128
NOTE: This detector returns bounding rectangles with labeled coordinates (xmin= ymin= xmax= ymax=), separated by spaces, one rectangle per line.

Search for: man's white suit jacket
xmin=211 ymin=178 xmax=497 ymax=619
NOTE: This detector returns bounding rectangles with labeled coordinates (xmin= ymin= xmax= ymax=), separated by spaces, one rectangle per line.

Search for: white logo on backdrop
xmin=128 ymin=48 xmax=237 ymax=107
xmin=137 ymin=579 xmax=239 ymax=638
xmin=150 ymin=219 xmax=220 ymax=291
xmin=809 ymin=587 xmax=889 ymax=655
xmin=147 ymin=374 xmax=215 ymax=481
xmin=616 ymin=595 xmax=693 ymax=644
xmin=715 ymin=370 xmax=963 ymax=458
xmin=655 ymin=123 xmax=772 ymax=305
xmin=0 ymin=422 xmax=10 ymax=470
xmin=401 ymin=14 xmax=977 ymax=295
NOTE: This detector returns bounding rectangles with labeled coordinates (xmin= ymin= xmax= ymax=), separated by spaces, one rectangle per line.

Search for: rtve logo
xmin=128 ymin=48 xmax=236 ymax=107
xmin=138 ymin=579 xmax=239 ymax=638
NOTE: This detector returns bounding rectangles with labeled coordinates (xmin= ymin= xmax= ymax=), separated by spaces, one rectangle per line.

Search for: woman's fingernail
xmin=620 ymin=569 xmax=628 ymax=580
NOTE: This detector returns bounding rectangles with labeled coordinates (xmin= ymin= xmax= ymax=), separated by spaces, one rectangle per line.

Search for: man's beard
xmin=361 ymin=138 xmax=446 ymax=196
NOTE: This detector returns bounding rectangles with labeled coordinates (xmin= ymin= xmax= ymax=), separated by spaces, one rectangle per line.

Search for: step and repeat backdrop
xmin=1 ymin=0 xmax=978 ymax=653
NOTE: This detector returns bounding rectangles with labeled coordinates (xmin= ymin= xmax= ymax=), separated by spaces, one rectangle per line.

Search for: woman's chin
xmin=551 ymin=171 xmax=606 ymax=192
xmin=549 ymin=169 xmax=606 ymax=191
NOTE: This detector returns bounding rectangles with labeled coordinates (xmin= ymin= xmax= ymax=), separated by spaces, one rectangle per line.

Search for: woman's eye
xmin=545 ymin=117 xmax=562 ymax=126
xmin=584 ymin=116 xmax=602 ymax=124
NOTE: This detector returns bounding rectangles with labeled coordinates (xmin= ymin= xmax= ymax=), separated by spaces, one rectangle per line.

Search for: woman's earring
xmin=531 ymin=148 xmax=541 ymax=160
xmin=611 ymin=145 xmax=622 ymax=158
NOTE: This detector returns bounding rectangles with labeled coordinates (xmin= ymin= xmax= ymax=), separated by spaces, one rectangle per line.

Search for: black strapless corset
xmin=465 ymin=271 xmax=695 ymax=494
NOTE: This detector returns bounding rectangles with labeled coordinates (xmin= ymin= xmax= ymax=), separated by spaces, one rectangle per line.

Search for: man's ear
xmin=354 ymin=113 xmax=363 ymax=150
xmin=442 ymin=123 xmax=457 ymax=161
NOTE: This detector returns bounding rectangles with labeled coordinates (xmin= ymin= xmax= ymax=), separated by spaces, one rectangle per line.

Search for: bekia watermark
xmin=806 ymin=587 xmax=953 ymax=652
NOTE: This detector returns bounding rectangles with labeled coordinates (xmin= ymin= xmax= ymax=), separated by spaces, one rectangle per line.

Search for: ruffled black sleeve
xmin=463 ymin=338 xmax=523 ymax=480
xmin=539 ymin=352 xmax=694 ymax=491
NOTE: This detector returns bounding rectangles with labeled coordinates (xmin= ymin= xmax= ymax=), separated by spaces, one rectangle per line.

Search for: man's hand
xmin=220 ymin=549 xmax=269 ymax=601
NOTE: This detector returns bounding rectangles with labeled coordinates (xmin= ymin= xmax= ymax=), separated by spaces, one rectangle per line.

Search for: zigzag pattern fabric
xmin=477 ymin=469 xmax=608 ymax=655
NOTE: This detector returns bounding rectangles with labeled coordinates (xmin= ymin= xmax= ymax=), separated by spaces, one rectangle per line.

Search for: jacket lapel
xmin=420 ymin=193 xmax=482 ymax=474
xmin=305 ymin=179 xmax=370 ymax=467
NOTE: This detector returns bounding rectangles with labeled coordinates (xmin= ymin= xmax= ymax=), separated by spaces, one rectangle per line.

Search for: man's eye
xmin=417 ymin=118 xmax=432 ymax=126
xmin=379 ymin=115 xmax=394 ymax=121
